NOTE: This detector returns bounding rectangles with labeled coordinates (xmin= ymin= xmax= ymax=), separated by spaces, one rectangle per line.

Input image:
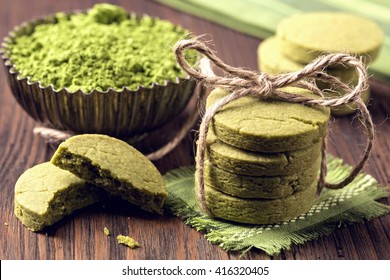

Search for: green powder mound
xmin=7 ymin=3 xmax=195 ymax=93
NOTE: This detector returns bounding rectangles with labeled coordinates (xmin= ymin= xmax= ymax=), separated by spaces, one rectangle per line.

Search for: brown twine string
xmin=174 ymin=38 xmax=375 ymax=215
xmin=33 ymin=82 xmax=207 ymax=161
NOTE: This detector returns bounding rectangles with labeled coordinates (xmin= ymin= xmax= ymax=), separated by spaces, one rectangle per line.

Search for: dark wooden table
xmin=1 ymin=0 xmax=389 ymax=260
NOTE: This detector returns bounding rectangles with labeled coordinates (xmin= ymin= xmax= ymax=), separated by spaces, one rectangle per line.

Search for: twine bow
xmin=174 ymin=38 xmax=374 ymax=215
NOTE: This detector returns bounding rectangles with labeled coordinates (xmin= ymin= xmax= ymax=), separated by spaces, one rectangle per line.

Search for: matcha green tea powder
xmin=7 ymin=3 xmax=195 ymax=92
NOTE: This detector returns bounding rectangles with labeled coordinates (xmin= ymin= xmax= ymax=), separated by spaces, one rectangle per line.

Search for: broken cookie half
xmin=51 ymin=134 xmax=167 ymax=214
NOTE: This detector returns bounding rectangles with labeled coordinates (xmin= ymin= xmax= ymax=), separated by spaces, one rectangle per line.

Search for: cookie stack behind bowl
xmin=257 ymin=12 xmax=384 ymax=116
xmin=199 ymin=87 xmax=330 ymax=224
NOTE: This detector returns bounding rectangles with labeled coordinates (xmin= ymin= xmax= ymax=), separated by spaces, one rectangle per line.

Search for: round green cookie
xmin=203 ymin=180 xmax=317 ymax=224
xmin=206 ymin=87 xmax=330 ymax=152
xmin=14 ymin=162 xmax=106 ymax=231
xmin=258 ymin=36 xmax=303 ymax=74
xmin=257 ymin=36 xmax=371 ymax=116
xmin=326 ymin=88 xmax=371 ymax=117
xmin=51 ymin=134 xmax=167 ymax=214
xmin=207 ymin=135 xmax=321 ymax=176
xmin=276 ymin=12 xmax=384 ymax=64
xmin=258 ymin=36 xmax=358 ymax=78
xmin=204 ymin=156 xmax=320 ymax=199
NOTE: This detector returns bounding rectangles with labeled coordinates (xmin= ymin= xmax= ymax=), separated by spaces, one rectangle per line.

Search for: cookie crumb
xmin=104 ymin=226 xmax=110 ymax=236
xmin=4 ymin=222 xmax=9 ymax=226
xmin=117 ymin=234 xmax=139 ymax=249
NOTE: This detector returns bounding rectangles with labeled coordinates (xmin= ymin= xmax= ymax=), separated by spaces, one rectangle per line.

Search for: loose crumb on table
xmin=117 ymin=234 xmax=140 ymax=249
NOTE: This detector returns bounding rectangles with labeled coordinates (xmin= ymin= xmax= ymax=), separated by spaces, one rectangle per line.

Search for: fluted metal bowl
xmin=1 ymin=12 xmax=196 ymax=138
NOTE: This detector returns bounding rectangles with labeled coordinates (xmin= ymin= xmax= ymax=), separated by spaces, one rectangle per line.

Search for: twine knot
xmin=256 ymin=73 xmax=274 ymax=97
xmin=174 ymin=38 xmax=374 ymax=215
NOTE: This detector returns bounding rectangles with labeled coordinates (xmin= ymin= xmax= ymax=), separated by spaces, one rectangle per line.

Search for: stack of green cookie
xmin=201 ymin=87 xmax=330 ymax=224
xmin=257 ymin=12 xmax=383 ymax=116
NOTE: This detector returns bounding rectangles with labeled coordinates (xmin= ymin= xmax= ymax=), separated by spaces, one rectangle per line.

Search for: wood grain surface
xmin=0 ymin=0 xmax=389 ymax=260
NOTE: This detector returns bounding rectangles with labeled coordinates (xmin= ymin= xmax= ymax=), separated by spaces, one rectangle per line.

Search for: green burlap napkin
xmin=163 ymin=155 xmax=390 ymax=256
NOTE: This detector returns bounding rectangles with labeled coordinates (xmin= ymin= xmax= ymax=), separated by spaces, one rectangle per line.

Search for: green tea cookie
xmin=258 ymin=36 xmax=357 ymax=79
xmin=203 ymin=180 xmax=317 ymax=224
xmin=326 ymin=88 xmax=371 ymax=117
xmin=207 ymin=87 xmax=330 ymax=152
xmin=258 ymin=36 xmax=303 ymax=74
xmin=257 ymin=36 xmax=371 ymax=117
xmin=51 ymin=134 xmax=167 ymax=214
xmin=276 ymin=12 xmax=384 ymax=64
xmin=207 ymin=135 xmax=321 ymax=176
xmin=204 ymin=156 xmax=320 ymax=199
xmin=14 ymin=162 xmax=106 ymax=231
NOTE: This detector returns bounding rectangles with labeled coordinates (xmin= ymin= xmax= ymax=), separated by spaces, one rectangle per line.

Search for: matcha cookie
xmin=258 ymin=36 xmax=303 ymax=74
xmin=207 ymin=135 xmax=321 ymax=176
xmin=206 ymin=87 xmax=330 ymax=152
xmin=258 ymin=36 xmax=358 ymax=79
xmin=206 ymin=124 xmax=321 ymax=176
xmin=276 ymin=12 xmax=384 ymax=65
xmin=51 ymin=134 xmax=167 ymax=214
xmin=204 ymin=156 xmax=320 ymax=199
xmin=14 ymin=162 xmax=106 ymax=231
xmin=203 ymin=180 xmax=317 ymax=224
xmin=257 ymin=36 xmax=371 ymax=116
xmin=326 ymin=88 xmax=371 ymax=117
